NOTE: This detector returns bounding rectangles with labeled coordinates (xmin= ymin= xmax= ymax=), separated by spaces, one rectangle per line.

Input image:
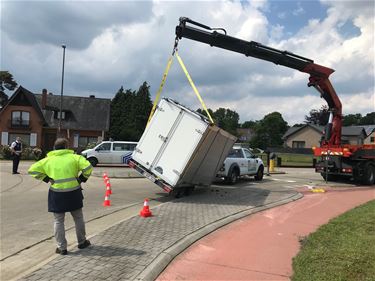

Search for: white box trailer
xmin=129 ymin=98 xmax=236 ymax=194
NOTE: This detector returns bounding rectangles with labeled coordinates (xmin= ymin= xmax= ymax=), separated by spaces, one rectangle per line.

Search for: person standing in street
xmin=28 ymin=138 xmax=93 ymax=255
xmin=10 ymin=136 xmax=22 ymax=174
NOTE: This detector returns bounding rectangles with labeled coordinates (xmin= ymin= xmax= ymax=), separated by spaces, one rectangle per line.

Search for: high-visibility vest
xmin=28 ymin=149 xmax=92 ymax=192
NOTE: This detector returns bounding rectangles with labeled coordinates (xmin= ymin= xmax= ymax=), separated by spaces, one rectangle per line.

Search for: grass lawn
xmin=258 ymin=153 xmax=316 ymax=167
xmin=292 ymin=200 xmax=375 ymax=281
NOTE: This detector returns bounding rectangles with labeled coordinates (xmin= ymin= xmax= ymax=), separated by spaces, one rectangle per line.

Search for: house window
xmin=11 ymin=111 xmax=30 ymax=127
xmin=55 ymin=111 xmax=66 ymax=119
xmin=9 ymin=133 xmax=30 ymax=146
xmin=292 ymin=141 xmax=305 ymax=148
xmin=371 ymin=137 xmax=375 ymax=143
xmin=78 ymin=136 xmax=98 ymax=148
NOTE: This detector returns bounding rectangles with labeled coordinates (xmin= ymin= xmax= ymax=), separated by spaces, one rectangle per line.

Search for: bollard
xmin=269 ymin=159 xmax=275 ymax=172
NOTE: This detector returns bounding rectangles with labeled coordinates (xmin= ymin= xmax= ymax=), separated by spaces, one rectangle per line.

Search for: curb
xmin=135 ymin=192 xmax=303 ymax=281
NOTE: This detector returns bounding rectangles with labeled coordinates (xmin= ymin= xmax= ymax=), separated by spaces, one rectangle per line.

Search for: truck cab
xmin=217 ymin=145 xmax=264 ymax=184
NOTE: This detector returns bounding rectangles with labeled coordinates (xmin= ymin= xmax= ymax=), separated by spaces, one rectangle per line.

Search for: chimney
xmin=42 ymin=88 xmax=47 ymax=109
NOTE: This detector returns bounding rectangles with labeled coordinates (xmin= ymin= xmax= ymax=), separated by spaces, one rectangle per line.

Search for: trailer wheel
xmin=226 ymin=168 xmax=239 ymax=184
xmin=361 ymin=163 xmax=375 ymax=185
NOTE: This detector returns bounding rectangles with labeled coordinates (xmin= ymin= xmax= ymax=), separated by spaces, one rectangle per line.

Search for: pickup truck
xmin=217 ymin=146 xmax=264 ymax=184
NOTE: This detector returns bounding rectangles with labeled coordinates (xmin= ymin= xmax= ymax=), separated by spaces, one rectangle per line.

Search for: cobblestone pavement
xmin=19 ymin=183 xmax=301 ymax=281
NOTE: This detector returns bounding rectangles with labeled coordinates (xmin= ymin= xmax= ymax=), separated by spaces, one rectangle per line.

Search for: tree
xmin=360 ymin=112 xmax=375 ymax=125
xmin=250 ymin=112 xmax=288 ymax=149
xmin=305 ymin=105 xmax=329 ymax=125
xmin=109 ymin=82 xmax=153 ymax=141
xmin=213 ymin=108 xmax=239 ymax=136
xmin=342 ymin=113 xmax=362 ymax=126
xmin=109 ymin=86 xmax=137 ymax=140
xmin=196 ymin=108 xmax=215 ymax=120
xmin=197 ymin=107 xmax=239 ymax=136
xmin=241 ymin=120 xmax=257 ymax=129
xmin=0 ymin=71 xmax=18 ymax=108
xmin=133 ymin=82 xmax=153 ymax=139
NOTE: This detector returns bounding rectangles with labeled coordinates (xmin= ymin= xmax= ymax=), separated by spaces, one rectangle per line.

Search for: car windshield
xmin=228 ymin=149 xmax=243 ymax=158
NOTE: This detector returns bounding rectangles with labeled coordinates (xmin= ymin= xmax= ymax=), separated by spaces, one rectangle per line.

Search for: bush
xmin=85 ymin=142 xmax=97 ymax=150
xmin=0 ymin=145 xmax=44 ymax=160
xmin=21 ymin=146 xmax=44 ymax=160
xmin=0 ymin=145 xmax=12 ymax=160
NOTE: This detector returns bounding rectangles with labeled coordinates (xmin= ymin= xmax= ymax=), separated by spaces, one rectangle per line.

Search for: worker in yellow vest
xmin=28 ymin=138 xmax=93 ymax=255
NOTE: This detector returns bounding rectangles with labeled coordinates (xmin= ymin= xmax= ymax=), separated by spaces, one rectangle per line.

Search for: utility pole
xmin=58 ymin=44 xmax=66 ymax=136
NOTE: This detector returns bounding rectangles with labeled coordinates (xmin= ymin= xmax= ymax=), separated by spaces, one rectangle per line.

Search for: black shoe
xmin=12 ymin=172 xmax=20 ymax=174
xmin=78 ymin=240 xmax=91 ymax=249
xmin=55 ymin=248 xmax=68 ymax=255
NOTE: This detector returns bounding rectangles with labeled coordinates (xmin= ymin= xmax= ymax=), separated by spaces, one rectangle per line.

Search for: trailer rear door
xmin=132 ymin=99 xmax=181 ymax=170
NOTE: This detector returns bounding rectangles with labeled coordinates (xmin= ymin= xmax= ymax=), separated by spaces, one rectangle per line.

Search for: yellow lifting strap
xmin=175 ymin=51 xmax=214 ymax=124
xmin=147 ymin=55 xmax=174 ymax=125
xmin=147 ymin=52 xmax=214 ymax=125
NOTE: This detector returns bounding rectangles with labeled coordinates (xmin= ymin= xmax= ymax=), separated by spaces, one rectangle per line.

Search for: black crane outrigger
xmin=174 ymin=17 xmax=342 ymax=147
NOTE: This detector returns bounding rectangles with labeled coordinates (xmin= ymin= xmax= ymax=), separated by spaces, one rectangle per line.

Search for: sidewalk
xmin=18 ymin=183 xmax=301 ymax=281
xmin=157 ymin=187 xmax=375 ymax=280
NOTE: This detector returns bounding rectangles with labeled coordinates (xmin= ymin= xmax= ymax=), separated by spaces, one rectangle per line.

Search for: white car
xmin=81 ymin=141 xmax=137 ymax=166
xmin=217 ymin=145 xmax=264 ymax=184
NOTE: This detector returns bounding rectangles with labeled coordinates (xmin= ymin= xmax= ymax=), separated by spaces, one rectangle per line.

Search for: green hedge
xmin=0 ymin=145 xmax=43 ymax=160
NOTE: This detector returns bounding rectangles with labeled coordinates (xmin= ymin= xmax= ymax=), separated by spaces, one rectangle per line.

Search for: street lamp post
xmin=58 ymin=44 xmax=66 ymax=136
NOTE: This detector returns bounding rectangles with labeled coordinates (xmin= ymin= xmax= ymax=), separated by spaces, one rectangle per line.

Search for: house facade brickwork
xmin=0 ymin=86 xmax=111 ymax=152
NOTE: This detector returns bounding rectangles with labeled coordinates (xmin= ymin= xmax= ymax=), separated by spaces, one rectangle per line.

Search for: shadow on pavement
xmin=71 ymin=245 xmax=146 ymax=257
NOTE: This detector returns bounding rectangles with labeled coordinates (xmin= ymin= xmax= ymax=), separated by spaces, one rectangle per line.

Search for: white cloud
xmin=1 ymin=0 xmax=374 ymax=126
xmin=277 ymin=12 xmax=286 ymax=19
xmin=292 ymin=2 xmax=305 ymax=16
xmin=270 ymin=24 xmax=285 ymax=40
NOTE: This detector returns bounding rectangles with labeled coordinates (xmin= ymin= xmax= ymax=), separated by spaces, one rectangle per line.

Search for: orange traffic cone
xmin=140 ymin=198 xmax=152 ymax=217
xmin=103 ymin=173 xmax=112 ymax=195
xmin=105 ymin=182 xmax=112 ymax=195
xmin=102 ymin=172 xmax=111 ymax=206
xmin=103 ymin=195 xmax=111 ymax=206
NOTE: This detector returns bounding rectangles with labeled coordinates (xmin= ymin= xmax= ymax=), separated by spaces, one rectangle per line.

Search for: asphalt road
xmin=0 ymin=160 xmax=174 ymax=280
xmin=0 ymin=161 xmax=357 ymax=280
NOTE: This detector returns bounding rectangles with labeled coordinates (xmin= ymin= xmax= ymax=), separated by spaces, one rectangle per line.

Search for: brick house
xmin=0 ymin=86 xmax=111 ymax=152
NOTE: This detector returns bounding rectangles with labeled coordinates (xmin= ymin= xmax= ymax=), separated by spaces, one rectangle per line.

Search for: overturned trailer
xmin=129 ymin=98 xmax=236 ymax=195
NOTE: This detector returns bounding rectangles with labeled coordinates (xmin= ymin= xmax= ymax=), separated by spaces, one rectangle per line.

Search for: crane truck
xmin=174 ymin=17 xmax=375 ymax=185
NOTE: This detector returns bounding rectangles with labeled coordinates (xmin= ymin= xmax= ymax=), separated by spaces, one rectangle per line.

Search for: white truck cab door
xmin=233 ymin=149 xmax=248 ymax=175
xmin=244 ymin=149 xmax=257 ymax=174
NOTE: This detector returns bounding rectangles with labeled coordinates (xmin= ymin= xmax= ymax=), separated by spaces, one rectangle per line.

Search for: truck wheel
xmin=254 ymin=166 xmax=264 ymax=181
xmin=226 ymin=169 xmax=239 ymax=184
xmin=361 ymin=163 xmax=375 ymax=185
xmin=88 ymin=157 xmax=98 ymax=167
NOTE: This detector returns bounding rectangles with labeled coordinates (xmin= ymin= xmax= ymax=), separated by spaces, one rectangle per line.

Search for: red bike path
xmin=157 ymin=187 xmax=375 ymax=281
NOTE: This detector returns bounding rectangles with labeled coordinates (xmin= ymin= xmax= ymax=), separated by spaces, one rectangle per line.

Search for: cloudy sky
xmin=1 ymin=0 xmax=374 ymax=125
